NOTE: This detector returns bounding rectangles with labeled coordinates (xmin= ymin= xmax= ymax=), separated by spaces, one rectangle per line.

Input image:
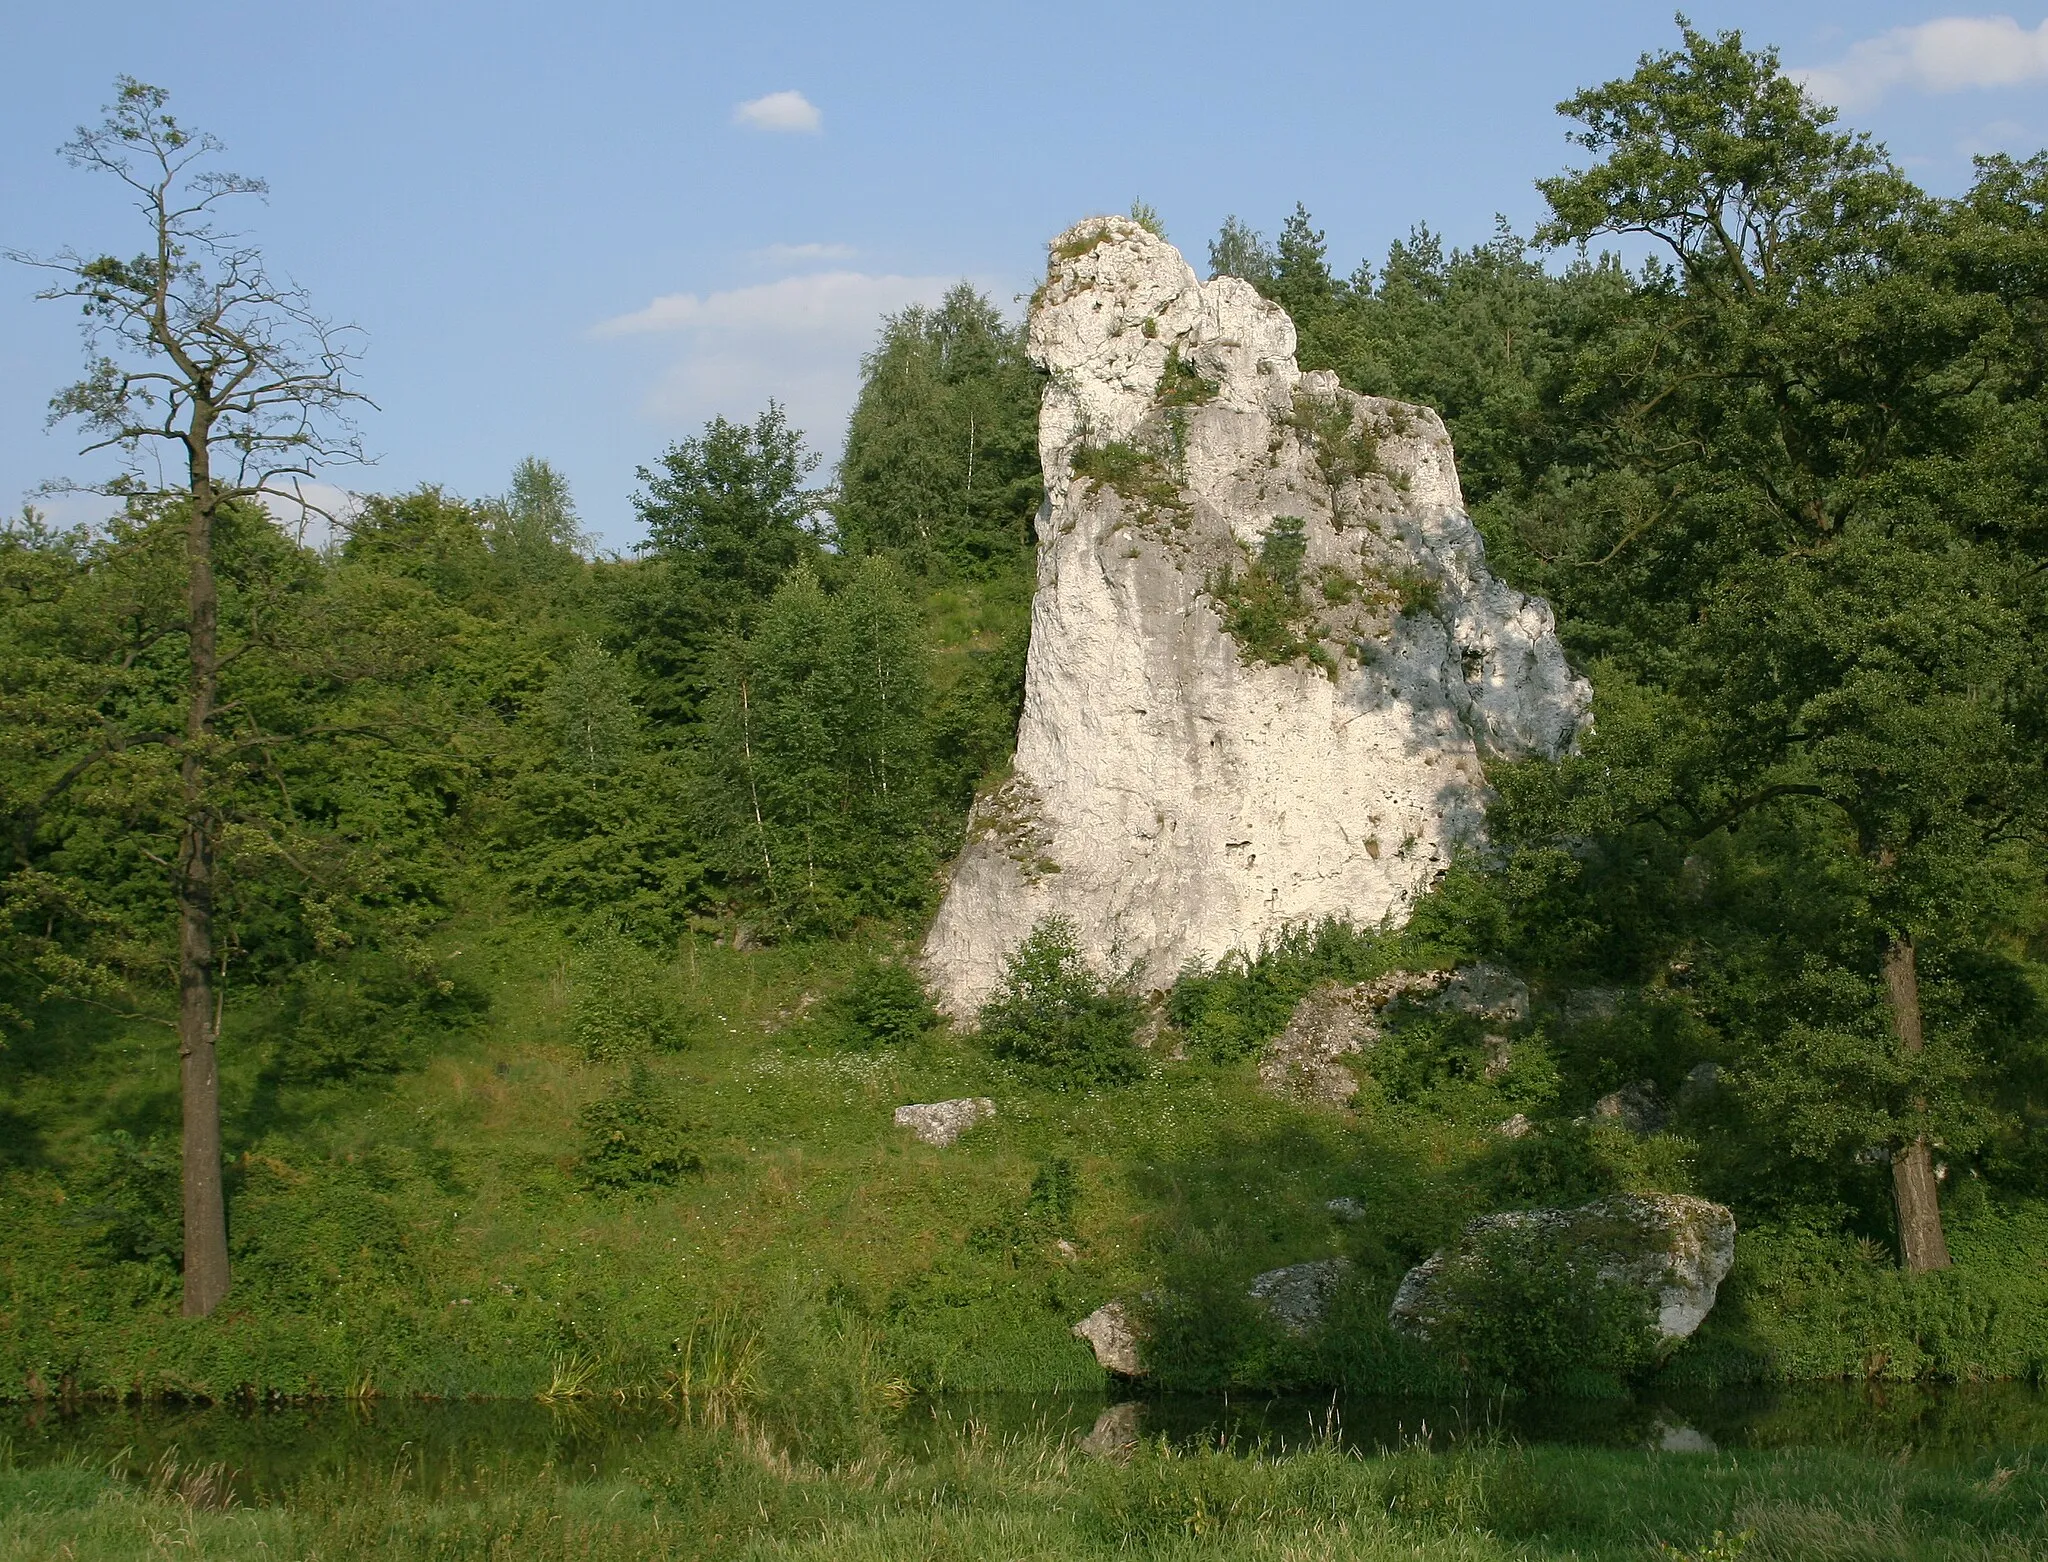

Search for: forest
xmin=5 ymin=25 xmax=2048 ymax=1557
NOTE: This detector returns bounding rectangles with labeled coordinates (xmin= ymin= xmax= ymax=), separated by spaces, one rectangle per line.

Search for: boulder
xmin=1593 ymin=1081 xmax=1665 ymax=1135
xmin=1256 ymin=971 xmax=1442 ymax=1104
xmin=1495 ymin=1112 xmax=1535 ymax=1139
xmin=1072 ymin=1301 xmax=1144 ymax=1376
xmin=1390 ymin=1192 xmax=1736 ymax=1343
xmin=1435 ymin=964 xmax=1530 ymax=1023
xmin=893 ymin=1098 xmax=995 ymax=1148
xmin=1325 ymin=1196 xmax=1369 ymax=1222
xmin=1249 ymin=1258 xmax=1355 ymax=1336
xmin=922 ymin=217 xmax=1589 ymax=1016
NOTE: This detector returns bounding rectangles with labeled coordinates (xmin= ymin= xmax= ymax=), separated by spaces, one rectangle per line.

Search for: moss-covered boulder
xmin=1390 ymin=1192 xmax=1736 ymax=1344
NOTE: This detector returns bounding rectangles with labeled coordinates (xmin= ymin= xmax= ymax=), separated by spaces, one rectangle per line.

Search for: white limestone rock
xmin=1389 ymin=1192 xmax=1737 ymax=1344
xmin=893 ymin=1098 xmax=995 ymax=1148
xmin=1072 ymin=1300 xmax=1144 ymax=1376
xmin=923 ymin=217 xmax=1589 ymax=1016
xmin=1257 ymin=970 xmax=1443 ymax=1104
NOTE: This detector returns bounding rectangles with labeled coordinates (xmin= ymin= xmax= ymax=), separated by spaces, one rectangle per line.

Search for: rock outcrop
xmin=1256 ymin=970 xmax=1443 ymax=1104
xmin=1389 ymin=1193 xmax=1737 ymax=1344
xmin=924 ymin=217 xmax=1589 ymax=1016
xmin=893 ymin=1098 xmax=996 ymax=1147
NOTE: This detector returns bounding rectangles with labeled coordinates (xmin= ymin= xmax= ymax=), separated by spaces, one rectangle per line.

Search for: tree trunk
xmin=1882 ymin=933 xmax=1951 ymax=1274
xmin=178 ymin=480 xmax=231 ymax=1318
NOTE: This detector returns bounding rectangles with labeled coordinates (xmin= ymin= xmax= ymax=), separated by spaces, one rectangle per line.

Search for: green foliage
xmin=1421 ymin=1220 xmax=1661 ymax=1392
xmin=621 ymin=403 xmax=823 ymax=723
xmin=815 ymin=959 xmax=938 ymax=1050
xmin=69 ymin=1131 xmax=181 ymax=1272
xmin=978 ymin=915 xmax=1143 ymax=1088
xmin=1170 ymin=920 xmax=1395 ymax=1061
xmin=570 ymin=930 xmax=693 ymax=1061
xmin=694 ymin=558 xmax=941 ymax=934
xmin=837 ymin=285 xmax=1043 ymax=577
xmin=576 ymin=1060 xmax=700 ymax=1193
xmin=273 ymin=952 xmax=485 ymax=1082
xmin=1206 ymin=517 xmax=1324 ymax=666
xmin=538 ymin=642 xmax=639 ymax=775
xmin=1154 ymin=344 xmax=1219 ymax=408
xmin=1068 ymin=437 xmax=1184 ymax=515
xmin=1208 ymin=213 xmax=1276 ymax=286
xmin=1127 ymin=199 xmax=1166 ymax=238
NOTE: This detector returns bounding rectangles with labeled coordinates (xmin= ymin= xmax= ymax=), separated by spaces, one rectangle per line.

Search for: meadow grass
xmin=3 ymin=1418 xmax=2045 ymax=1561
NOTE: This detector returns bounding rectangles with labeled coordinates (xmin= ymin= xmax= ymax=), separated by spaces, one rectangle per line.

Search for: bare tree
xmin=9 ymin=78 xmax=369 ymax=1317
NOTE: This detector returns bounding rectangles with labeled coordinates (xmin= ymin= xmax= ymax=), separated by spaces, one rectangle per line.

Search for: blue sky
xmin=4 ymin=2 xmax=2046 ymax=548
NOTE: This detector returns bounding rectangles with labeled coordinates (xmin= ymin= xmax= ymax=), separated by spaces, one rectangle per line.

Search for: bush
xmin=272 ymin=953 xmax=487 ymax=1082
xmin=979 ymin=915 xmax=1143 ymax=1088
xmin=570 ymin=930 xmax=693 ymax=1060
xmin=69 ymin=1131 xmax=181 ymax=1272
xmin=576 ymin=1062 xmax=701 ymax=1193
xmin=1423 ymin=1221 xmax=1659 ymax=1393
xmin=818 ymin=960 xmax=938 ymax=1049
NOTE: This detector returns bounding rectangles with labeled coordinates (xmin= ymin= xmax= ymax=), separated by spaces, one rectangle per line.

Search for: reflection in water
xmin=4 ymin=1381 xmax=2044 ymax=1501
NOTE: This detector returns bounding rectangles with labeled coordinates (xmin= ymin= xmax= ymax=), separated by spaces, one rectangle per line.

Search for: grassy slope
xmin=7 ymin=898 xmax=2048 ymax=1404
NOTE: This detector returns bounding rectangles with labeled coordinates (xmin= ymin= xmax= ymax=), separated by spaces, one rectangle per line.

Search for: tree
xmin=619 ymin=404 xmax=822 ymax=725
xmin=1524 ymin=24 xmax=2048 ymax=1271
xmin=9 ymin=79 xmax=368 ymax=1315
xmin=836 ymin=285 xmax=1042 ymax=576
xmin=1207 ymin=216 xmax=1275 ymax=286
xmin=488 ymin=457 xmax=587 ymax=578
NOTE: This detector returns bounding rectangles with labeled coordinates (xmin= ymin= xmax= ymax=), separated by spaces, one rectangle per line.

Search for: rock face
xmin=923 ymin=217 xmax=1589 ymax=1016
xmin=893 ymin=1098 xmax=996 ymax=1147
xmin=1389 ymin=1193 xmax=1737 ymax=1344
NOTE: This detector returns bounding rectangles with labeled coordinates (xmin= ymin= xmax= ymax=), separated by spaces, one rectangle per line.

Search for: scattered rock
xmin=1325 ymin=1196 xmax=1369 ymax=1222
xmin=893 ymin=1098 xmax=996 ymax=1148
xmin=1248 ymin=1258 xmax=1355 ymax=1336
xmin=1436 ymin=964 xmax=1530 ymax=1024
xmin=1676 ymin=1061 xmax=1720 ymax=1111
xmin=1562 ymin=987 xmax=1623 ymax=1024
xmin=1496 ymin=1112 xmax=1535 ymax=1140
xmin=1257 ymin=972 xmax=1443 ymax=1104
xmin=1653 ymin=1419 xmax=1717 ymax=1453
xmin=1389 ymin=1192 xmax=1737 ymax=1343
xmin=1593 ymin=1080 xmax=1665 ymax=1135
xmin=920 ymin=217 xmax=1589 ymax=1017
xmin=1072 ymin=1301 xmax=1144 ymax=1376
xmin=1078 ymin=1401 xmax=1144 ymax=1457
xmin=1054 ymin=1238 xmax=1082 ymax=1261
xmin=1481 ymin=1033 xmax=1512 ymax=1079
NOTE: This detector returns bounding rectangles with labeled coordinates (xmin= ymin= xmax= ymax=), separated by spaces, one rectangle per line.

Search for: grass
xmin=3 ymin=1413 xmax=2047 ymax=1560
xmin=8 ymin=905 xmax=2048 ymax=1407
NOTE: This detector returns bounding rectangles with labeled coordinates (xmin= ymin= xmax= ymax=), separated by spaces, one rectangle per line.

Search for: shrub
xmin=272 ymin=953 xmax=487 ymax=1082
xmin=576 ymin=1062 xmax=701 ymax=1193
xmin=1423 ymin=1221 xmax=1658 ymax=1392
xmin=571 ymin=930 xmax=692 ymax=1060
xmin=979 ymin=915 xmax=1143 ymax=1088
xmin=69 ymin=1131 xmax=181 ymax=1271
xmin=819 ymin=960 xmax=939 ymax=1049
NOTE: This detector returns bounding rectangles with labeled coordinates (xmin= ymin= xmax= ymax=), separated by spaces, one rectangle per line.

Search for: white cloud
xmin=753 ymin=241 xmax=857 ymax=266
xmin=1794 ymin=15 xmax=2048 ymax=110
xmin=593 ymin=271 xmax=957 ymax=460
xmin=733 ymin=89 xmax=821 ymax=133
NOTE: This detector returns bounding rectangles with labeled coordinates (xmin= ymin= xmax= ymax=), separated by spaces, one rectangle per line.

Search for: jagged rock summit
xmin=924 ymin=217 xmax=1590 ymax=1016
